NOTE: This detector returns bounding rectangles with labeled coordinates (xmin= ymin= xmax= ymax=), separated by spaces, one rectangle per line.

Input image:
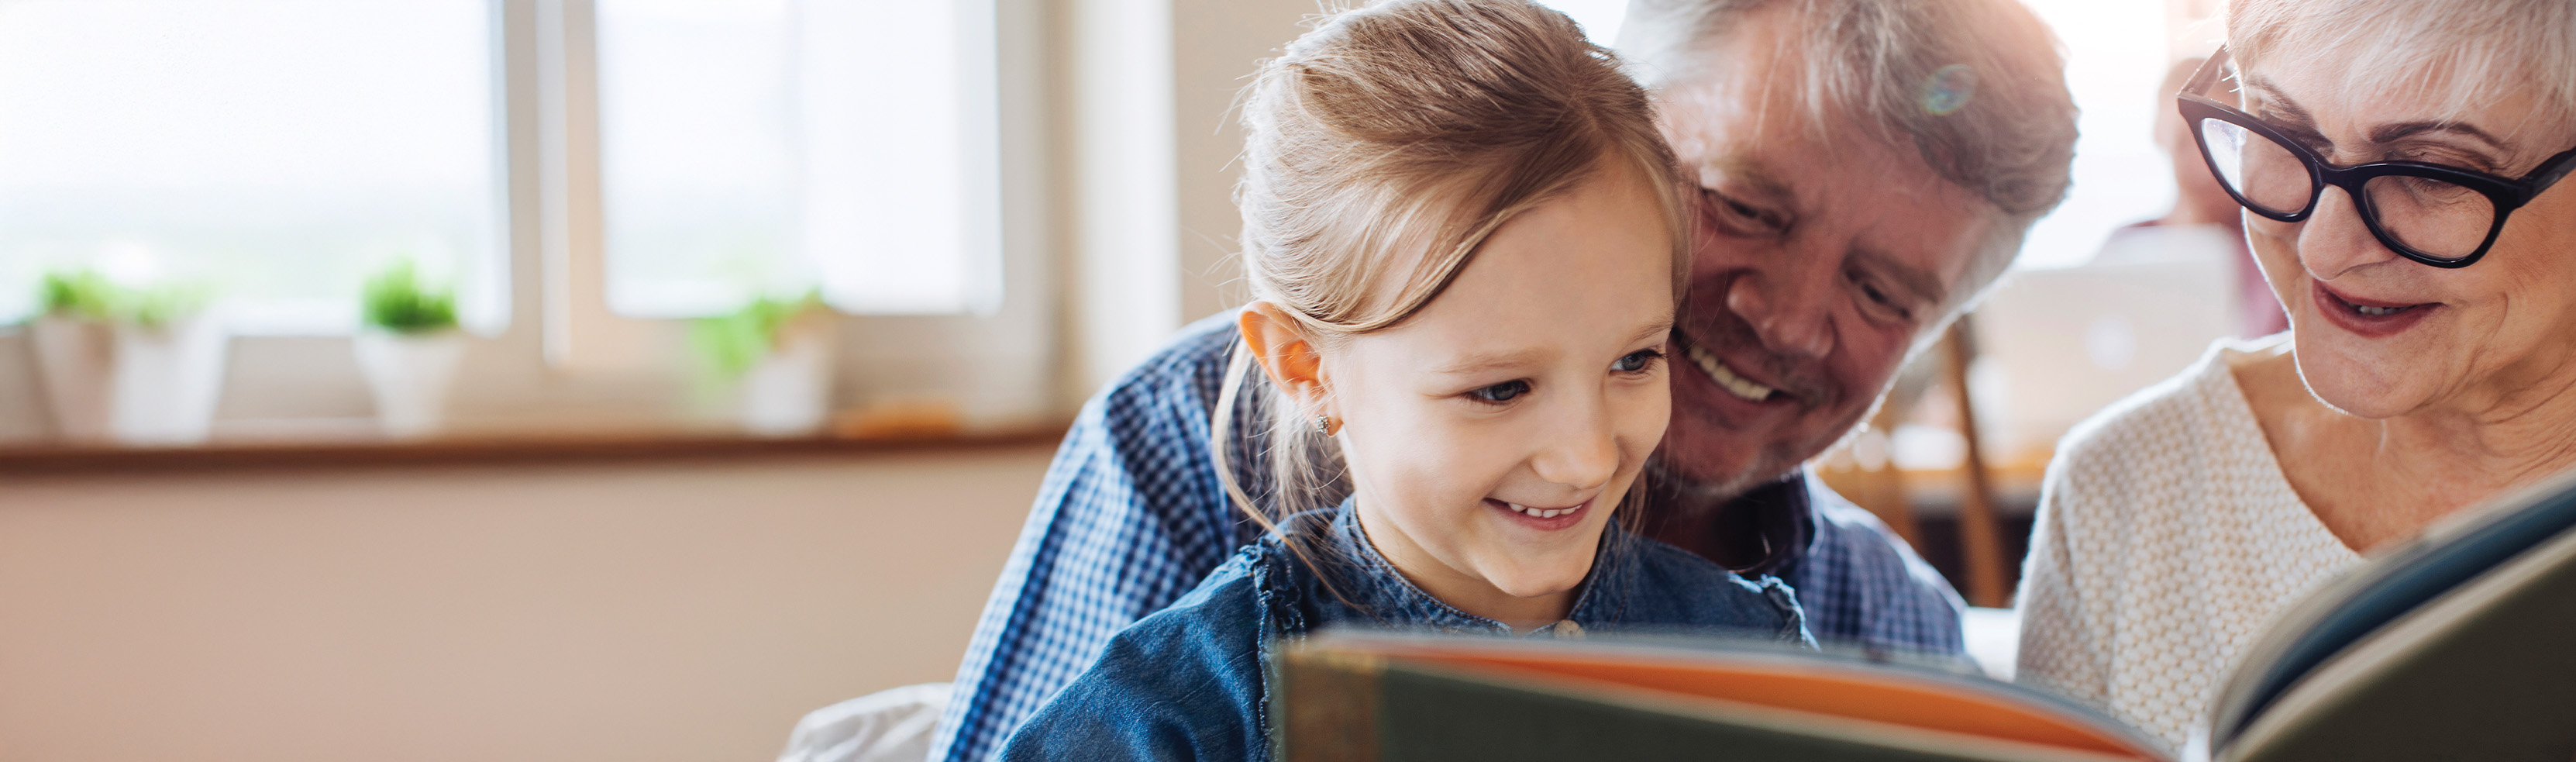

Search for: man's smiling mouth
xmin=1677 ymin=332 xmax=1777 ymax=402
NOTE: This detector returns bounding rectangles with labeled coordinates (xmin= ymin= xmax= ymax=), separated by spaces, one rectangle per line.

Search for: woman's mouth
xmin=2311 ymin=281 xmax=2439 ymax=338
xmin=1486 ymin=498 xmax=1589 ymax=529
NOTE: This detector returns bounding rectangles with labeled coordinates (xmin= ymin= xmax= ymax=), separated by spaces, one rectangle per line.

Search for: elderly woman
xmin=2015 ymin=0 xmax=2576 ymax=747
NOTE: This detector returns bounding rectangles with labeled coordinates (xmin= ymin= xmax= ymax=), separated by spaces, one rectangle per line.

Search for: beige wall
xmin=0 ymin=445 xmax=1053 ymax=762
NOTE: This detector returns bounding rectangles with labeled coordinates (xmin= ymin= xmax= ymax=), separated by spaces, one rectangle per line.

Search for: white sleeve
xmin=2013 ymin=452 xmax=2113 ymax=709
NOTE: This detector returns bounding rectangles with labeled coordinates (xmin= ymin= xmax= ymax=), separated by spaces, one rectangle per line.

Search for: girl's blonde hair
xmin=1211 ymin=0 xmax=1693 ymax=534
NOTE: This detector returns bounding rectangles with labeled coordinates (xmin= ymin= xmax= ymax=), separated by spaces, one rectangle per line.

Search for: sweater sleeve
xmin=2014 ymin=431 xmax=2114 ymax=709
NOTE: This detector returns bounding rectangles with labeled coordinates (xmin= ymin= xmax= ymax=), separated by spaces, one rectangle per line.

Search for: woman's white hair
xmin=1615 ymin=0 xmax=2078 ymax=309
xmin=2228 ymin=0 xmax=2576 ymax=136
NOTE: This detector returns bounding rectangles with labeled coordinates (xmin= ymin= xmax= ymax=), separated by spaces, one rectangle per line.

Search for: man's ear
xmin=1238 ymin=302 xmax=1330 ymax=409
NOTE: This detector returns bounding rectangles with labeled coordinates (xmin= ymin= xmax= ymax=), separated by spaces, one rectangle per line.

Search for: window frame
xmin=0 ymin=0 xmax=1059 ymax=446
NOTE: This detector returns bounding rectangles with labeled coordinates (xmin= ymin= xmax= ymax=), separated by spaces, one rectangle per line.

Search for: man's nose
xmin=1724 ymin=260 xmax=1837 ymax=359
xmin=2298 ymin=186 xmax=2401 ymax=281
xmin=1528 ymin=395 xmax=1617 ymax=493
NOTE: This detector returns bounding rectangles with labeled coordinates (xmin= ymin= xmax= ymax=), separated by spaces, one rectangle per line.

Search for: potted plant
xmin=352 ymin=260 xmax=465 ymax=440
xmin=27 ymin=268 xmax=226 ymax=446
xmin=690 ymin=291 xmax=835 ymax=437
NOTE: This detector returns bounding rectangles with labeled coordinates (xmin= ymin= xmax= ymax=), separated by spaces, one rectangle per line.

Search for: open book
xmin=1273 ymin=467 xmax=2576 ymax=761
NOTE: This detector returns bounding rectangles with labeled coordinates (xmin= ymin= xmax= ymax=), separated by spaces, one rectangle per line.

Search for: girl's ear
xmin=1238 ymin=302 xmax=1331 ymax=410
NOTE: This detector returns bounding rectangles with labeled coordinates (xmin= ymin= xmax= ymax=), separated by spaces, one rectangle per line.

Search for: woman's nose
xmin=1725 ymin=266 xmax=1837 ymax=360
xmin=1529 ymin=398 xmax=1617 ymax=492
xmin=2299 ymin=186 xmax=2402 ymax=280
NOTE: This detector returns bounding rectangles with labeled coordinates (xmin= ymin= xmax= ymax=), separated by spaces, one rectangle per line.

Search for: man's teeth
xmin=1505 ymin=502 xmax=1579 ymax=519
xmin=1681 ymin=341 xmax=1777 ymax=402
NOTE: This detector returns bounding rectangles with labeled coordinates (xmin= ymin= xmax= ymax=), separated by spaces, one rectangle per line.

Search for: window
xmin=595 ymin=0 xmax=1002 ymax=318
xmin=0 ymin=0 xmax=502 ymax=333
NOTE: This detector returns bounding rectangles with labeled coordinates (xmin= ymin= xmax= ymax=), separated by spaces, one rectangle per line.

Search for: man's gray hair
xmin=1617 ymin=0 xmax=2078 ymax=304
xmin=2228 ymin=0 xmax=2576 ymax=136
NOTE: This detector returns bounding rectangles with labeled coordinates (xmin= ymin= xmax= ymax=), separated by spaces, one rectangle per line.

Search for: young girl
xmin=997 ymin=1 xmax=1808 ymax=758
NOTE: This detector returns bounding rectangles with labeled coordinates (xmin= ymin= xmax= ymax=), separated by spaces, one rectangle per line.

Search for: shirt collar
xmin=1634 ymin=467 xmax=1818 ymax=578
xmin=1290 ymin=501 xmax=1636 ymax=637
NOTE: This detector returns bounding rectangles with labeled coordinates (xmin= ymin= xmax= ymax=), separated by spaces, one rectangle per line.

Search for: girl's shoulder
xmin=994 ymin=539 xmax=1283 ymax=760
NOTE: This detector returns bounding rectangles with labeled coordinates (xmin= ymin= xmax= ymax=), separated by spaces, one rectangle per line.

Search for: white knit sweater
xmin=2014 ymin=337 xmax=2364 ymax=750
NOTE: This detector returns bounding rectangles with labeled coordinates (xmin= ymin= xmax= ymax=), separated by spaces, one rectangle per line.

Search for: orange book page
xmin=1386 ymin=648 xmax=2160 ymax=760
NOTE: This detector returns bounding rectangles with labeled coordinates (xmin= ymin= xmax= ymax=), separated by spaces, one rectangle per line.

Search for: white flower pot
xmin=739 ymin=323 xmax=835 ymax=437
xmin=29 ymin=314 xmax=229 ymax=446
xmin=29 ymin=316 xmax=112 ymax=443
xmin=353 ymin=330 xmax=467 ymax=440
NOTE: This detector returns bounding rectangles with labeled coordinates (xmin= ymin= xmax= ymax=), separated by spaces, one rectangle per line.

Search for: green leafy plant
xmin=689 ymin=290 xmax=825 ymax=378
xmin=360 ymin=260 xmax=459 ymax=334
xmin=37 ymin=268 xmax=209 ymax=328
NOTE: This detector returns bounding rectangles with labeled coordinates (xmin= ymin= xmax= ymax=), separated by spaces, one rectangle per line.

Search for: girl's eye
xmin=1467 ymin=380 xmax=1531 ymax=404
xmin=1612 ymin=349 xmax=1664 ymax=374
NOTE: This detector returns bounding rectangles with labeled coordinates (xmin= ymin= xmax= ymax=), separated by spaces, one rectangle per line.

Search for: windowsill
xmin=0 ymin=419 xmax=1069 ymax=475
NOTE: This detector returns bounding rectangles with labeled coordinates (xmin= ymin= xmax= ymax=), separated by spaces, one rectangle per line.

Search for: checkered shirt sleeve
xmin=1787 ymin=470 xmax=1969 ymax=655
xmin=927 ymin=315 xmax=1263 ymax=762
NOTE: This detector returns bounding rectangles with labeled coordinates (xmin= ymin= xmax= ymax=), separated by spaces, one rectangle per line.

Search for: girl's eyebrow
xmin=1431 ymin=317 xmax=1676 ymax=375
xmin=1432 ymin=348 xmax=1545 ymax=375
xmin=1628 ymin=318 xmax=1676 ymax=346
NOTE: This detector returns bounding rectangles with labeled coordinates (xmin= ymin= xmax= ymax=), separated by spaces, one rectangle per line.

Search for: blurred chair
xmin=1941 ymin=320 xmax=2011 ymax=609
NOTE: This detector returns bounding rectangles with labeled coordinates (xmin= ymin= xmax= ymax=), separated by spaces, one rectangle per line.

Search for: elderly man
xmin=928 ymin=0 xmax=2074 ymax=759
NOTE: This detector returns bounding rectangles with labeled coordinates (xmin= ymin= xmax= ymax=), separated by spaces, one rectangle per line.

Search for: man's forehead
xmin=1706 ymin=140 xmax=1992 ymax=293
xmin=1704 ymin=134 xmax=1971 ymax=222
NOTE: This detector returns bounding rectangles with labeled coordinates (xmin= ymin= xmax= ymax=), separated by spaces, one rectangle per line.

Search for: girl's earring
xmin=1313 ymin=414 xmax=1338 ymax=436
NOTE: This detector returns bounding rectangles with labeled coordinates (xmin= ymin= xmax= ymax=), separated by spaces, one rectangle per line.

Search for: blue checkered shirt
xmin=928 ymin=313 xmax=1965 ymax=762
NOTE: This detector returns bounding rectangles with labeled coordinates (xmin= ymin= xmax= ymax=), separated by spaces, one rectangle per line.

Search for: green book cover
xmin=1275 ymin=468 xmax=2576 ymax=762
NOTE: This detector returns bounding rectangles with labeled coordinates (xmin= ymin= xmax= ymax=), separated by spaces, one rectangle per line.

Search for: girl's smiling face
xmin=1245 ymin=159 xmax=1679 ymax=629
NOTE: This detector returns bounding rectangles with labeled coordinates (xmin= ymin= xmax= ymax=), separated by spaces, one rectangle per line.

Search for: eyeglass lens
xmin=2195 ymin=117 xmax=2494 ymax=260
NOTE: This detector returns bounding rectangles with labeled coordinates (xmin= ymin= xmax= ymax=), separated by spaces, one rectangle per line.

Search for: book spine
xmin=1276 ymin=646 xmax=1384 ymax=762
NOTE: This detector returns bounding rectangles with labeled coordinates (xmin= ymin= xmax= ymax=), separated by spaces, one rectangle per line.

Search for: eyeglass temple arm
xmin=2529 ymin=146 xmax=2576 ymax=195
xmin=2180 ymin=47 xmax=2233 ymax=102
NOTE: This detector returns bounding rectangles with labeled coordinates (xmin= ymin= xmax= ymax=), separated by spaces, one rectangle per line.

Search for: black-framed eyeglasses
xmin=2178 ymin=47 xmax=2576 ymax=268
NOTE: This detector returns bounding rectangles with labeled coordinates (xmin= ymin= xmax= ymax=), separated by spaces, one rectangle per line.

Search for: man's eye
xmin=1702 ymin=189 xmax=1783 ymax=235
xmin=1850 ymin=271 xmax=1916 ymax=322
xmin=1860 ymin=281 xmax=1893 ymax=306
xmin=1612 ymin=349 xmax=1664 ymax=374
xmin=1468 ymin=380 xmax=1531 ymax=404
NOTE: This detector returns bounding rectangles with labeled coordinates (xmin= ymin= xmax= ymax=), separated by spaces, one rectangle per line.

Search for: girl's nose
xmin=1528 ymin=401 xmax=1617 ymax=492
